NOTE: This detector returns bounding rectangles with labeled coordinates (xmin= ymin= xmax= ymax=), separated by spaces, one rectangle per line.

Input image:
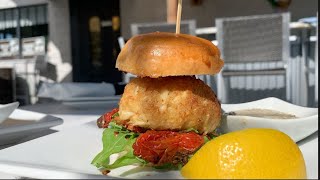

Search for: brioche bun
xmin=116 ymin=32 xmax=224 ymax=77
xmin=116 ymin=76 xmax=221 ymax=134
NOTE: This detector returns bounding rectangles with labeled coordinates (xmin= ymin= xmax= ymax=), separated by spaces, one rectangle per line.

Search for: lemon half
xmin=181 ymin=128 xmax=306 ymax=179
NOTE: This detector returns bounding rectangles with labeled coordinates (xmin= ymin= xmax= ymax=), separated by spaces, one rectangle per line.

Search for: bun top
xmin=116 ymin=32 xmax=224 ymax=78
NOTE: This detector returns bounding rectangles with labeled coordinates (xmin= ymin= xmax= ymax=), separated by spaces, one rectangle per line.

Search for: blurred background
xmin=0 ymin=0 xmax=318 ymax=107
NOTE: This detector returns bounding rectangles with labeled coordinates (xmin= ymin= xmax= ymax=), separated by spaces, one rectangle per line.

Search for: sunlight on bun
xmin=116 ymin=32 xmax=224 ymax=78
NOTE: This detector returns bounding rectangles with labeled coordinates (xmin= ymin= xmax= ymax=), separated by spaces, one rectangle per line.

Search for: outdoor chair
xmin=215 ymin=13 xmax=291 ymax=103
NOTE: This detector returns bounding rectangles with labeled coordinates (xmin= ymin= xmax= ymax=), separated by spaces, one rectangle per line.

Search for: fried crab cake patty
xmin=116 ymin=76 xmax=221 ymax=134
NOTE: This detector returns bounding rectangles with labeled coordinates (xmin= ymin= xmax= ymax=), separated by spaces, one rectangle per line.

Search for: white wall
xmin=120 ymin=0 xmax=318 ymax=39
xmin=47 ymin=0 xmax=72 ymax=82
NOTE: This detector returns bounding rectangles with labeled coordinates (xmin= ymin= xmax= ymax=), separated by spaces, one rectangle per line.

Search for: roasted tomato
xmin=133 ymin=130 xmax=204 ymax=166
xmin=97 ymin=108 xmax=119 ymax=128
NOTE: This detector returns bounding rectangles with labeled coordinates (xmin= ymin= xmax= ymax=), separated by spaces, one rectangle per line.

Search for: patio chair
xmin=131 ymin=19 xmax=196 ymax=35
xmin=215 ymin=13 xmax=291 ymax=103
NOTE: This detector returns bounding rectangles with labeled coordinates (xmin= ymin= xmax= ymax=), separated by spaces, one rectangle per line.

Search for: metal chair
xmin=131 ymin=20 xmax=196 ymax=36
xmin=215 ymin=13 xmax=291 ymax=103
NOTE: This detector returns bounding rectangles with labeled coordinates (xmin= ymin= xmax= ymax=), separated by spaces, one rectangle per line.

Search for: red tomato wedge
xmin=97 ymin=108 xmax=119 ymax=128
xmin=133 ymin=130 xmax=204 ymax=166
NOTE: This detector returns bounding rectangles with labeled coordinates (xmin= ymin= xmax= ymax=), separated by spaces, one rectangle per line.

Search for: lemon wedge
xmin=181 ymin=128 xmax=306 ymax=179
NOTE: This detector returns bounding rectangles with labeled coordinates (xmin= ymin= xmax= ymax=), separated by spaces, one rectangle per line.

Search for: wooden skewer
xmin=175 ymin=0 xmax=182 ymax=34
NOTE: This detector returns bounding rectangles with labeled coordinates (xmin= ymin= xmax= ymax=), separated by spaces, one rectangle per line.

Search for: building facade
xmin=0 ymin=0 xmax=318 ymax=105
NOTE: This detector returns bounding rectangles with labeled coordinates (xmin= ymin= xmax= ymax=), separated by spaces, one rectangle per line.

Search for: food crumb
xmin=101 ymin=169 xmax=110 ymax=175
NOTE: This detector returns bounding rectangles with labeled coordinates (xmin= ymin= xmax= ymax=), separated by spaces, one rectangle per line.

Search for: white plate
xmin=0 ymin=102 xmax=19 ymax=124
xmin=221 ymin=97 xmax=318 ymax=142
xmin=0 ymin=120 xmax=317 ymax=179
xmin=0 ymin=109 xmax=63 ymax=146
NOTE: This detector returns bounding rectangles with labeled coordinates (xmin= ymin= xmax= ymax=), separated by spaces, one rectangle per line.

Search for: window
xmin=0 ymin=5 xmax=48 ymax=59
xmin=0 ymin=9 xmax=17 ymax=39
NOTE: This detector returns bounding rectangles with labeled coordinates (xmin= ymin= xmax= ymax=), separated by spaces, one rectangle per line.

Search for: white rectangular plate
xmin=0 ymin=120 xmax=317 ymax=179
xmin=221 ymin=97 xmax=318 ymax=142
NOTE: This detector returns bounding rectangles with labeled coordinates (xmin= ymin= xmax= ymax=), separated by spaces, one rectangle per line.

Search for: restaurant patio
xmin=0 ymin=0 xmax=318 ymax=179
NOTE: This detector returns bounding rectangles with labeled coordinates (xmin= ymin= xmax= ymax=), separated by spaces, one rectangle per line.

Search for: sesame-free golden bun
xmin=115 ymin=76 xmax=221 ymax=134
xmin=116 ymin=32 xmax=224 ymax=77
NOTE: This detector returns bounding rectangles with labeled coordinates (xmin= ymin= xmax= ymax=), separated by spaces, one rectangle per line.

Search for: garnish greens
xmin=91 ymin=122 xmax=146 ymax=170
xmin=92 ymin=121 xmax=221 ymax=171
xmin=182 ymin=128 xmax=200 ymax=134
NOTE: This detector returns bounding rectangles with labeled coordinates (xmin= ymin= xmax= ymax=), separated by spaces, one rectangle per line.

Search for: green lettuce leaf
xmin=102 ymin=138 xmax=145 ymax=169
xmin=91 ymin=122 xmax=145 ymax=169
xmin=203 ymin=136 xmax=210 ymax=143
xmin=108 ymin=121 xmax=125 ymax=131
xmin=111 ymin=112 xmax=119 ymax=119
xmin=181 ymin=128 xmax=200 ymax=134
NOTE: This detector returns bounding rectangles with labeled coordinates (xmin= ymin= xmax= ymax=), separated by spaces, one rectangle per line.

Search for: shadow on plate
xmin=297 ymin=131 xmax=318 ymax=146
xmin=118 ymin=166 xmax=180 ymax=179
xmin=0 ymin=129 xmax=58 ymax=150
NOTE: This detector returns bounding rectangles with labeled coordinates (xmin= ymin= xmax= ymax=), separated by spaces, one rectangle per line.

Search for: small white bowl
xmin=221 ymin=97 xmax=318 ymax=142
xmin=0 ymin=102 xmax=20 ymax=124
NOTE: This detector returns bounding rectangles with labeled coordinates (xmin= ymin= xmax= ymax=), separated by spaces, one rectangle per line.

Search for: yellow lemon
xmin=181 ymin=128 xmax=306 ymax=179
